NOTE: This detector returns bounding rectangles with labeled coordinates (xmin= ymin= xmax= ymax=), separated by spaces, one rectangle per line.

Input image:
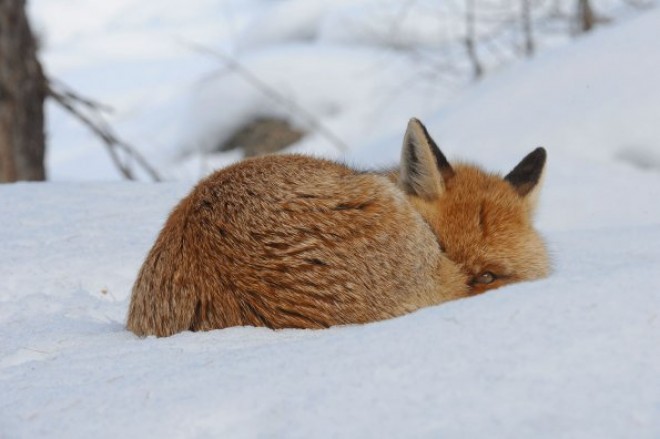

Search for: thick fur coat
xmin=127 ymin=119 xmax=549 ymax=336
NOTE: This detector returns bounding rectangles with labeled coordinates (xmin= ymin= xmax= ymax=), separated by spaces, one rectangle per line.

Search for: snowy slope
xmin=29 ymin=0 xmax=660 ymax=182
xmin=348 ymin=8 xmax=660 ymax=171
xmin=1 ymin=162 xmax=659 ymax=439
xmin=28 ymin=0 xmax=470 ymax=181
xmin=433 ymin=8 xmax=660 ymax=170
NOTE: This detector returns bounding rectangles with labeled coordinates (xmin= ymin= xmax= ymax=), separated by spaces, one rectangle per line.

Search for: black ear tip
xmin=518 ymin=146 xmax=547 ymax=169
xmin=530 ymin=147 xmax=547 ymax=162
xmin=505 ymin=146 xmax=547 ymax=195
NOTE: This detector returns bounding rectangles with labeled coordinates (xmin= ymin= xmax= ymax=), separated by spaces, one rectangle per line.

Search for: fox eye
xmin=473 ymin=271 xmax=495 ymax=285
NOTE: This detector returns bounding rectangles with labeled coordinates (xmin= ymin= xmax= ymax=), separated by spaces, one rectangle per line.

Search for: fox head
xmin=399 ymin=118 xmax=549 ymax=294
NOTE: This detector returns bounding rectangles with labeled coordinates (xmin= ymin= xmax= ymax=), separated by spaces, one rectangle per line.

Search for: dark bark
xmin=521 ymin=0 xmax=535 ymax=57
xmin=0 ymin=0 xmax=46 ymax=182
xmin=577 ymin=0 xmax=596 ymax=32
xmin=465 ymin=0 xmax=483 ymax=79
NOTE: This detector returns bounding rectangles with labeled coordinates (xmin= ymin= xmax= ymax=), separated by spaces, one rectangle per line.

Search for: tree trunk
xmin=0 ymin=0 xmax=46 ymax=182
xmin=577 ymin=0 xmax=596 ymax=33
xmin=465 ymin=0 xmax=483 ymax=80
xmin=521 ymin=0 xmax=534 ymax=57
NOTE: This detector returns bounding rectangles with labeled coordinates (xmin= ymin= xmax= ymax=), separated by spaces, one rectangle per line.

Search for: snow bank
xmin=29 ymin=0 xmax=657 ymax=182
xmin=182 ymin=45 xmax=453 ymax=164
xmin=186 ymin=4 xmax=660 ymax=178
xmin=347 ymin=8 xmax=660 ymax=172
xmin=430 ymin=8 xmax=660 ymax=171
xmin=1 ymin=159 xmax=659 ymax=438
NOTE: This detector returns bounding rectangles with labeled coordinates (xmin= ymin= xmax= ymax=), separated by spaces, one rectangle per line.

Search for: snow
xmin=1 ymin=174 xmax=659 ymax=437
xmin=432 ymin=9 xmax=660 ymax=170
xmin=2 ymin=1 xmax=660 ymax=437
xmin=27 ymin=0 xmax=660 ymax=181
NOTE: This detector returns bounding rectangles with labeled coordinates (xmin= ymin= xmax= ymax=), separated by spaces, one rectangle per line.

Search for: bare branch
xmin=620 ymin=0 xmax=655 ymax=8
xmin=465 ymin=0 xmax=484 ymax=79
xmin=182 ymin=41 xmax=350 ymax=153
xmin=49 ymin=78 xmax=114 ymax=114
xmin=576 ymin=0 xmax=597 ymax=33
xmin=521 ymin=0 xmax=535 ymax=57
xmin=47 ymin=80 xmax=163 ymax=182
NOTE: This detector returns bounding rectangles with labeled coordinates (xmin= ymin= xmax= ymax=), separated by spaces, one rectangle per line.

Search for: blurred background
xmin=1 ymin=0 xmax=658 ymax=183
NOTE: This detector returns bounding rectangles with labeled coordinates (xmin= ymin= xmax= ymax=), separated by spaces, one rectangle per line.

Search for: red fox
xmin=127 ymin=118 xmax=549 ymax=337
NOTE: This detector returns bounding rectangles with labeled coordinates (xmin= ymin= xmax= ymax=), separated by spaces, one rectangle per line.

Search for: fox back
xmin=127 ymin=118 xmax=549 ymax=337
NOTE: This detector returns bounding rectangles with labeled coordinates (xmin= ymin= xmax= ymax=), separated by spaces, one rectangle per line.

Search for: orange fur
xmin=127 ymin=119 xmax=549 ymax=336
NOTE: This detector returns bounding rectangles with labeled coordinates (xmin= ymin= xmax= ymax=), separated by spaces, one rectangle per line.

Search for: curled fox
xmin=127 ymin=118 xmax=549 ymax=337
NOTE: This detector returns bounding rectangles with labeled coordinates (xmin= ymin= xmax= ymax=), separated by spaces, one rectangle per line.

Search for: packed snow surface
xmin=2 ymin=1 xmax=660 ymax=438
xmin=1 ymin=168 xmax=659 ymax=438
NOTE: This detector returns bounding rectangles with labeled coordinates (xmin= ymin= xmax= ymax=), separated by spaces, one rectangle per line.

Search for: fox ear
xmin=505 ymin=147 xmax=547 ymax=208
xmin=399 ymin=118 xmax=454 ymax=200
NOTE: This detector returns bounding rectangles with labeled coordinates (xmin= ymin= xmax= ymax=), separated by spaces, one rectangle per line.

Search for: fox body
xmin=127 ymin=119 xmax=549 ymax=337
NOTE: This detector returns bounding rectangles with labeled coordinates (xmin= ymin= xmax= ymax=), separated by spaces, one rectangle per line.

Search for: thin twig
xmin=182 ymin=41 xmax=350 ymax=152
xmin=47 ymin=80 xmax=163 ymax=182
xmin=465 ymin=0 xmax=484 ymax=79
xmin=620 ymin=0 xmax=655 ymax=8
xmin=48 ymin=78 xmax=114 ymax=113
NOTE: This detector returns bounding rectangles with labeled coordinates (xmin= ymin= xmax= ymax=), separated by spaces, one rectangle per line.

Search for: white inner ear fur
xmin=524 ymin=165 xmax=546 ymax=217
xmin=399 ymin=120 xmax=445 ymax=200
